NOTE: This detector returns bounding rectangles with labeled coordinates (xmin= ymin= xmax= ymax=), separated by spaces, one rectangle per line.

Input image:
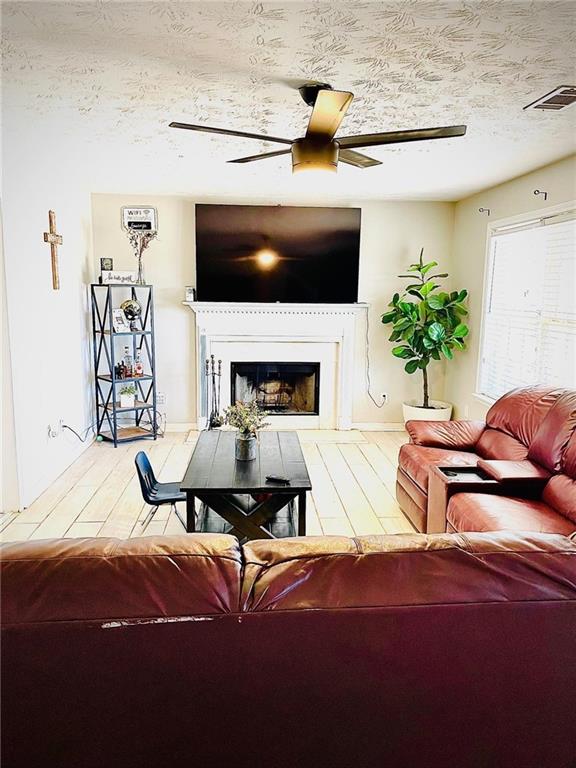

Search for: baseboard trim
xmin=166 ymin=421 xmax=406 ymax=433
xmin=165 ymin=422 xmax=196 ymax=432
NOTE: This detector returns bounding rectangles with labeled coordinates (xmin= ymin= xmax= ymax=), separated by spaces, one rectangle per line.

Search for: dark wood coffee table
xmin=181 ymin=430 xmax=312 ymax=540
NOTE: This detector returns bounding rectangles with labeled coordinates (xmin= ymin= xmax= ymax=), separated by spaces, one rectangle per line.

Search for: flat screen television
xmin=195 ymin=204 xmax=361 ymax=303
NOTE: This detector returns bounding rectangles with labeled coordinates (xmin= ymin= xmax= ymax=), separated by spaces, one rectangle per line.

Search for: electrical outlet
xmin=156 ymin=392 xmax=167 ymax=412
xmin=381 ymin=393 xmax=388 ymax=405
xmin=47 ymin=419 xmax=64 ymax=439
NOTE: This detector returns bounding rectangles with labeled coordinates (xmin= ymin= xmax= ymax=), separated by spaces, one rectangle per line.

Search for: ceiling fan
xmin=170 ymin=83 xmax=467 ymax=174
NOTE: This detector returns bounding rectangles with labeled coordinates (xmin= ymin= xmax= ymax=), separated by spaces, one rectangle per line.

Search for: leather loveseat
xmin=396 ymin=385 xmax=576 ymax=533
xmin=2 ymin=531 xmax=576 ymax=768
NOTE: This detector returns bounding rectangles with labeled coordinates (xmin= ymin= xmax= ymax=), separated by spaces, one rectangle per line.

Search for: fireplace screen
xmin=231 ymin=362 xmax=320 ymax=415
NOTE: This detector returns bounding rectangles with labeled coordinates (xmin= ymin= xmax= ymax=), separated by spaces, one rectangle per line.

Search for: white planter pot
xmin=402 ymin=399 xmax=452 ymax=423
xmin=120 ymin=394 xmax=135 ymax=409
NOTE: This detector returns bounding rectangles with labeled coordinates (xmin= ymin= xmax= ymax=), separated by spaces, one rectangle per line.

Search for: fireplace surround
xmin=185 ymin=301 xmax=368 ymax=429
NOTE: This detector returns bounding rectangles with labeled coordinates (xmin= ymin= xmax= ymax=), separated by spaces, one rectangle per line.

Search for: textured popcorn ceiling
xmin=3 ymin=0 xmax=576 ymax=200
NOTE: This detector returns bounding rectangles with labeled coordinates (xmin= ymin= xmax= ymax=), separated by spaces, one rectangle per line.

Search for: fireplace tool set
xmin=205 ymin=355 xmax=223 ymax=429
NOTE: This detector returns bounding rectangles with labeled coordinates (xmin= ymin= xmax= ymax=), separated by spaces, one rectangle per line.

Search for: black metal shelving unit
xmin=91 ymin=283 xmax=158 ymax=446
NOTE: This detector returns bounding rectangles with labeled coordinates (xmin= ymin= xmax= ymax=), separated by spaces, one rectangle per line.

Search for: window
xmin=478 ymin=210 xmax=576 ymax=401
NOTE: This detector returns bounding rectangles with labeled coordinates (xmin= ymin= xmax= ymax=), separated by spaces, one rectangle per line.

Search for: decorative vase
xmin=402 ymin=399 xmax=452 ymax=423
xmin=235 ymin=434 xmax=257 ymax=461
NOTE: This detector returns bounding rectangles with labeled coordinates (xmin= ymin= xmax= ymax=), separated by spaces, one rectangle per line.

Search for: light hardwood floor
xmin=0 ymin=430 xmax=413 ymax=542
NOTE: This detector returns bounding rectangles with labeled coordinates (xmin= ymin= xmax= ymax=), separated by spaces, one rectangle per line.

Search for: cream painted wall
xmin=445 ymin=154 xmax=576 ymax=420
xmin=2 ymin=122 xmax=95 ymax=508
xmin=91 ymin=195 xmax=454 ymax=425
xmin=1 ymin=206 xmax=21 ymax=513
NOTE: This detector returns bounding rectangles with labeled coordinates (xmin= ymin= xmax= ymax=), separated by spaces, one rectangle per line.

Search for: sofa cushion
xmin=475 ymin=428 xmax=529 ymax=461
xmin=447 ymin=493 xmax=575 ymax=535
xmin=241 ymin=532 xmax=576 ymax=612
xmin=528 ymin=391 xmax=576 ymax=472
xmin=406 ymin=419 xmax=485 ymax=449
xmin=0 ymin=534 xmax=242 ymax=626
xmin=485 ymin=385 xmax=564 ymax=446
xmin=398 ymin=443 xmax=479 ymax=492
xmin=543 ymin=476 xmax=576 ymax=524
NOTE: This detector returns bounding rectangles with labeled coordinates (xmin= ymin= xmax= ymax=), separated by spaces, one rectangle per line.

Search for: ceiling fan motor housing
xmin=291 ymin=138 xmax=339 ymax=173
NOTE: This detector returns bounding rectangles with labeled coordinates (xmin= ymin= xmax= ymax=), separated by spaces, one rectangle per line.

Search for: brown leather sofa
xmin=2 ymin=531 xmax=576 ymax=768
xmin=397 ymin=385 xmax=576 ymax=533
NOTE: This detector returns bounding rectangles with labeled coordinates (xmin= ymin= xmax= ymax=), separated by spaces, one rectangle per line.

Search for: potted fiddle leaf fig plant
xmin=224 ymin=400 xmax=269 ymax=461
xmin=381 ymin=249 xmax=469 ymax=422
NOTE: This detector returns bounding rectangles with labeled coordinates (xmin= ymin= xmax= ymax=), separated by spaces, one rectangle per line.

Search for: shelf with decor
xmin=90 ymin=283 xmax=158 ymax=446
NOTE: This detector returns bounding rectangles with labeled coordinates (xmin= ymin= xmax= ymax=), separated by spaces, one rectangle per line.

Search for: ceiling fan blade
xmin=227 ymin=149 xmax=292 ymax=164
xmin=305 ymin=90 xmax=354 ymax=141
xmin=338 ymin=125 xmax=467 ymax=149
xmin=338 ymin=149 xmax=382 ymax=168
xmin=169 ymin=122 xmax=292 ymax=145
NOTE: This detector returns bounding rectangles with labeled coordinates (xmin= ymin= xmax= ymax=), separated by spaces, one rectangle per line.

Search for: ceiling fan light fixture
xmin=291 ymin=139 xmax=339 ymax=174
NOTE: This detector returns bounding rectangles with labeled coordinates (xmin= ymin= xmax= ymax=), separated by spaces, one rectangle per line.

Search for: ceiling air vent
xmin=524 ymin=86 xmax=576 ymax=111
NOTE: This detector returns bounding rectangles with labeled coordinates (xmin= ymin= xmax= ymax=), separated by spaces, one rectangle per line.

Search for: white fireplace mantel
xmin=185 ymin=301 xmax=368 ymax=430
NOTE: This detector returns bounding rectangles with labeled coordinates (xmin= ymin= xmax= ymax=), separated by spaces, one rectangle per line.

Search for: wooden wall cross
xmin=43 ymin=210 xmax=62 ymax=290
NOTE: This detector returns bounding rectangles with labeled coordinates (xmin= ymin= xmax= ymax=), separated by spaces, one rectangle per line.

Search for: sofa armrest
xmin=477 ymin=460 xmax=551 ymax=483
xmin=406 ymin=420 xmax=486 ymax=450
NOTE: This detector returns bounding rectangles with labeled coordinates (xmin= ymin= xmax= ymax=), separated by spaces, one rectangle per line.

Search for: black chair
xmin=135 ymin=451 xmax=187 ymax=532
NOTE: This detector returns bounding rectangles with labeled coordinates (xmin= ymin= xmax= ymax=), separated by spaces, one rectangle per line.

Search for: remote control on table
xmin=266 ymin=475 xmax=291 ymax=485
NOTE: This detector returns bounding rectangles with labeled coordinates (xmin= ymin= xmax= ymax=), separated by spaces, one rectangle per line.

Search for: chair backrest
xmin=134 ymin=451 xmax=158 ymax=504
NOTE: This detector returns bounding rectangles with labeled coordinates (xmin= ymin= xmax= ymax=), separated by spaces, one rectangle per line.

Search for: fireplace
xmin=231 ymin=362 xmax=320 ymax=415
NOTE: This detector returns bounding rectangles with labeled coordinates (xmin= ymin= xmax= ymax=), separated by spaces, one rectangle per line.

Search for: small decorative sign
xmin=185 ymin=286 xmax=197 ymax=302
xmin=100 ymin=257 xmax=113 ymax=272
xmin=121 ymin=207 xmax=158 ymax=232
xmin=112 ymin=308 xmax=131 ymax=333
xmin=102 ymin=270 xmax=138 ymax=285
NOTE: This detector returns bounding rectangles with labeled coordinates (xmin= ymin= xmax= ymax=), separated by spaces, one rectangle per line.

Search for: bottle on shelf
xmin=119 ymin=361 xmax=126 ymax=379
xmin=123 ymin=346 xmax=133 ymax=377
xmin=134 ymin=352 xmax=144 ymax=377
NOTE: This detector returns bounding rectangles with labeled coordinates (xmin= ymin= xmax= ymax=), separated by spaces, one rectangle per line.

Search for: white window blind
xmin=478 ymin=211 xmax=576 ymax=401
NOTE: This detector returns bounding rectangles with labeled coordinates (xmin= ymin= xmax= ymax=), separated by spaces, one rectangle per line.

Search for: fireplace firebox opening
xmin=231 ymin=362 xmax=320 ymax=415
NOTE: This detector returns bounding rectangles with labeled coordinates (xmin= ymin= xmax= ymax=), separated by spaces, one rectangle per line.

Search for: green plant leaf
xmin=453 ymin=323 xmax=469 ymax=338
xmin=441 ymin=343 xmax=454 ymax=360
xmin=404 ymin=359 xmax=419 ymax=374
xmin=418 ymin=358 xmax=429 ymax=369
xmin=407 ymin=289 xmax=423 ymax=299
xmin=453 ymin=303 xmax=468 ymax=315
xmin=388 ymin=292 xmax=400 ymax=307
xmin=428 ymin=273 xmax=449 ymax=280
xmin=431 ymin=348 xmax=441 ymax=360
xmin=422 ymin=336 xmax=435 ymax=349
xmin=402 ymin=326 xmax=415 ymax=341
xmin=420 ymin=281 xmax=439 ymax=297
xmin=392 ymin=346 xmax=413 ymax=359
xmin=426 ymin=295 xmax=444 ymax=310
xmin=420 ymin=261 xmax=438 ymax=275
xmin=457 ymin=289 xmax=468 ymax=302
xmin=428 ymin=323 xmax=446 ymax=342
xmin=419 ymin=303 xmax=428 ymax=323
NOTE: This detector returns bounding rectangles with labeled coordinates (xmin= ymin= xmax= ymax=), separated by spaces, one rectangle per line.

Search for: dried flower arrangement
xmin=224 ymin=400 xmax=269 ymax=438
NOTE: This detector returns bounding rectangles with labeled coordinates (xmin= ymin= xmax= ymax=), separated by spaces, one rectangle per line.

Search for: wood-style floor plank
xmin=2 ymin=431 xmax=415 ymax=543
xmin=318 ymin=444 xmax=385 ymax=536
xmin=339 ymin=444 xmax=402 ymax=519
xmin=29 ymin=486 xmax=98 ymax=540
